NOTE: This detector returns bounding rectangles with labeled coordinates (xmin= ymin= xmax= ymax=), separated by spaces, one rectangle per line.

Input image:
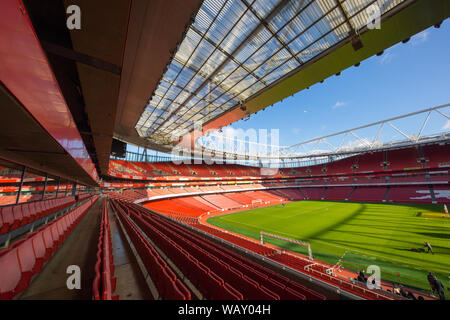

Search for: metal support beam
xmin=41 ymin=173 xmax=48 ymax=200
xmin=145 ymin=0 xmax=292 ymax=136
xmin=55 ymin=178 xmax=60 ymax=199
xmin=15 ymin=166 xmax=26 ymax=205
xmin=41 ymin=41 xmax=122 ymax=75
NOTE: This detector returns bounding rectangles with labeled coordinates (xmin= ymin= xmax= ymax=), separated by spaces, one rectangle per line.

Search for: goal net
xmin=260 ymin=231 xmax=313 ymax=260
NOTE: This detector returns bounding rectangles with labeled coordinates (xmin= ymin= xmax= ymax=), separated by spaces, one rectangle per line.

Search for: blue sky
xmin=227 ymin=21 xmax=450 ymax=147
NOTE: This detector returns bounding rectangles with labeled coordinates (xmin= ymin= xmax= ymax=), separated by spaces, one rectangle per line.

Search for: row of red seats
xmin=93 ymin=198 xmax=118 ymax=300
xmin=195 ymin=221 xmax=387 ymax=300
xmin=386 ymin=186 xmax=436 ymax=203
xmin=0 ymin=195 xmax=98 ymax=299
xmin=116 ymin=201 xmax=243 ymax=299
xmin=0 ymin=196 xmax=76 ymax=235
xmin=126 ymin=201 xmax=324 ymax=300
xmin=270 ymin=253 xmax=391 ymax=300
xmin=350 ymin=187 xmax=386 ymax=202
xmin=140 ymin=207 xmax=323 ymax=300
xmin=78 ymin=193 xmax=93 ymax=201
xmin=324 ymin=187 xmax=354 ymax=201
xmin=112 ymin=201 xmax=191 ymax=300
xmin=108 ymin=143 xmax=449 ymax=180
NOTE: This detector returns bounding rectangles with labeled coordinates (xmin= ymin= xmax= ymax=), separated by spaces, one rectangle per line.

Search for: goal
xmin=259 ymin=231 xmax=313 ymax=260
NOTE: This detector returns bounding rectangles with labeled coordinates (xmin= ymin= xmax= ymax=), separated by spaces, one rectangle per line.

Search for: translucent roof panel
xmin=135 ymin=0 xmax=406 ymax=147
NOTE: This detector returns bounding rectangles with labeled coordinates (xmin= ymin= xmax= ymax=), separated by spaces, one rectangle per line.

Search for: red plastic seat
xmin=21 ymin=204 xmax=32 ymax=224
xmin=0 ymin=206 xmax=14 ymax=234
xmin=0 ymin=248 xmax=23 ymax=299
xmin=42 ymin=227 xmax=55 ymax=254
xmin=12 ymin=205 xmax=23 ymax=228
xmin=31 ymin=233 xmax=47 ymax=263
xmin=17 ymin=238 xmax=37 ymax=275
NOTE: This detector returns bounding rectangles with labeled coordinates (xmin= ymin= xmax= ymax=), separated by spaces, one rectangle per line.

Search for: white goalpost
xmin=259 ymin=231 xmax=313 ymax=260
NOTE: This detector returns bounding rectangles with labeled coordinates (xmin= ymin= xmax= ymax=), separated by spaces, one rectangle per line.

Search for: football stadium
xmin=0 ymin=0 xmax=449 ymax=306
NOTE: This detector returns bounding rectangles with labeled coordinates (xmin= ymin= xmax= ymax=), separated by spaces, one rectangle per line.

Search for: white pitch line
xmin=276 ymin=203 xmax=343 ymax=220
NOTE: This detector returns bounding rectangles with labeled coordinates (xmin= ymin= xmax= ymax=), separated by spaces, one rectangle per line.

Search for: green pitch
xmin=207 ymin=201 xmax=450 ymax=295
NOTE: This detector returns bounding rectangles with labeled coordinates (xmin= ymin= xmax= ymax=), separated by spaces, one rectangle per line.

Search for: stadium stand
xmin=324 ymin=187 xmax=354 ymax=201
xmin=349 ymin=187 xmax=387 ymax=202
xmin=113 ymin=199 xmax=325 ymax=300
xmin=93 ymin=198 xmax=118 ymax=300
xmin=386 ymin=186 xmax=434 ymax=203
xmin=113 ymin=201 xmax=191 ymax=300
xmin=0 ymin=195 xmax=99 ymax=299
xmin=0 ymin=0 xmax=448 ymax=303
xmin=301 ymin=188 xmax=325 ymax=200
xmin=0 ymin=196 xmax=76 ymax=235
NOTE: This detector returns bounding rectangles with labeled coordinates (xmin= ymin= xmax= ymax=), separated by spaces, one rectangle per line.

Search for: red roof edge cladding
xmin=178 ymin=108 xmax=247 ymax=150
xmin=203 ymin=108 xmax=247 ymax=133
xmin=0 ymin=0 xmax=98 ymax=183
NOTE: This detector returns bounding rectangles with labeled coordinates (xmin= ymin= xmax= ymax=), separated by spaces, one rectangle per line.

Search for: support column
xmin=41 ymin=173 xmax=48 ymax=200
xmin=72 ymin=182 xmax=77 ymax=196
xmin=55 ymin=178 xmax=60 ymax=199
xmin=15 ymin=165 xmax=26 ymax=204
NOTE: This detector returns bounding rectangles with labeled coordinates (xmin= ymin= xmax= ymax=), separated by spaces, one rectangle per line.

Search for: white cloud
xmin=332 ymin=101 xmax=346 ymax=109
xmin=379 ymin=51 xmax=394 ymax=65
xmin=411 ymin=30 xmax=430 ymax=46
xmin=442 ymin=120 xmax=450 ymax=130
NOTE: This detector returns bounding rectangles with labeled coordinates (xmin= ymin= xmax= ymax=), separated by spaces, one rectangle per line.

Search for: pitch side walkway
xmin=18 ymin=198 xmax=102 ymax=300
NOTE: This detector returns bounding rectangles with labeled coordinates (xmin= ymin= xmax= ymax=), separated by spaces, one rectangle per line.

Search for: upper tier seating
xmin=422 ymin=143 xmax=450 ymax=168
xmin=0 ymin=196 xmax=76 ymax=235
xmin=354 ymin=152 xmax=384 ymax=173
xmin=107 ymin=143 xmax=449 ymax=181
xmin=386 ymin=148 xmax=421 ymax=171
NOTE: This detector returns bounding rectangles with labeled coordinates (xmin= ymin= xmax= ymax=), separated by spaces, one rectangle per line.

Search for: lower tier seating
xmin=115 ymin=200 xmax=324 ymax=300
xmin=93 ymin=198 xmax=118 ymax=300
xmin=386 ymin=186 xmax=435 ymax=203
xmin=324 ymin=187 xmax=354 ymax=201
xmin=112 ymin=201 xmax=191 ymax=300
xmin=349 ymin=187 xmax=387 ymax=202
xmin=0 ymin=195 xmax=99 ymax=299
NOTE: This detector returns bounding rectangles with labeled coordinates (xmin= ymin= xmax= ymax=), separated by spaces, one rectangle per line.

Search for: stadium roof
xmin=136 ymin=0 xmax=407 ymax=144
xmin=4 ymin=0 xmax=448 ymax=183
xmin=126 ymin=0 xmax=448 ymax=152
